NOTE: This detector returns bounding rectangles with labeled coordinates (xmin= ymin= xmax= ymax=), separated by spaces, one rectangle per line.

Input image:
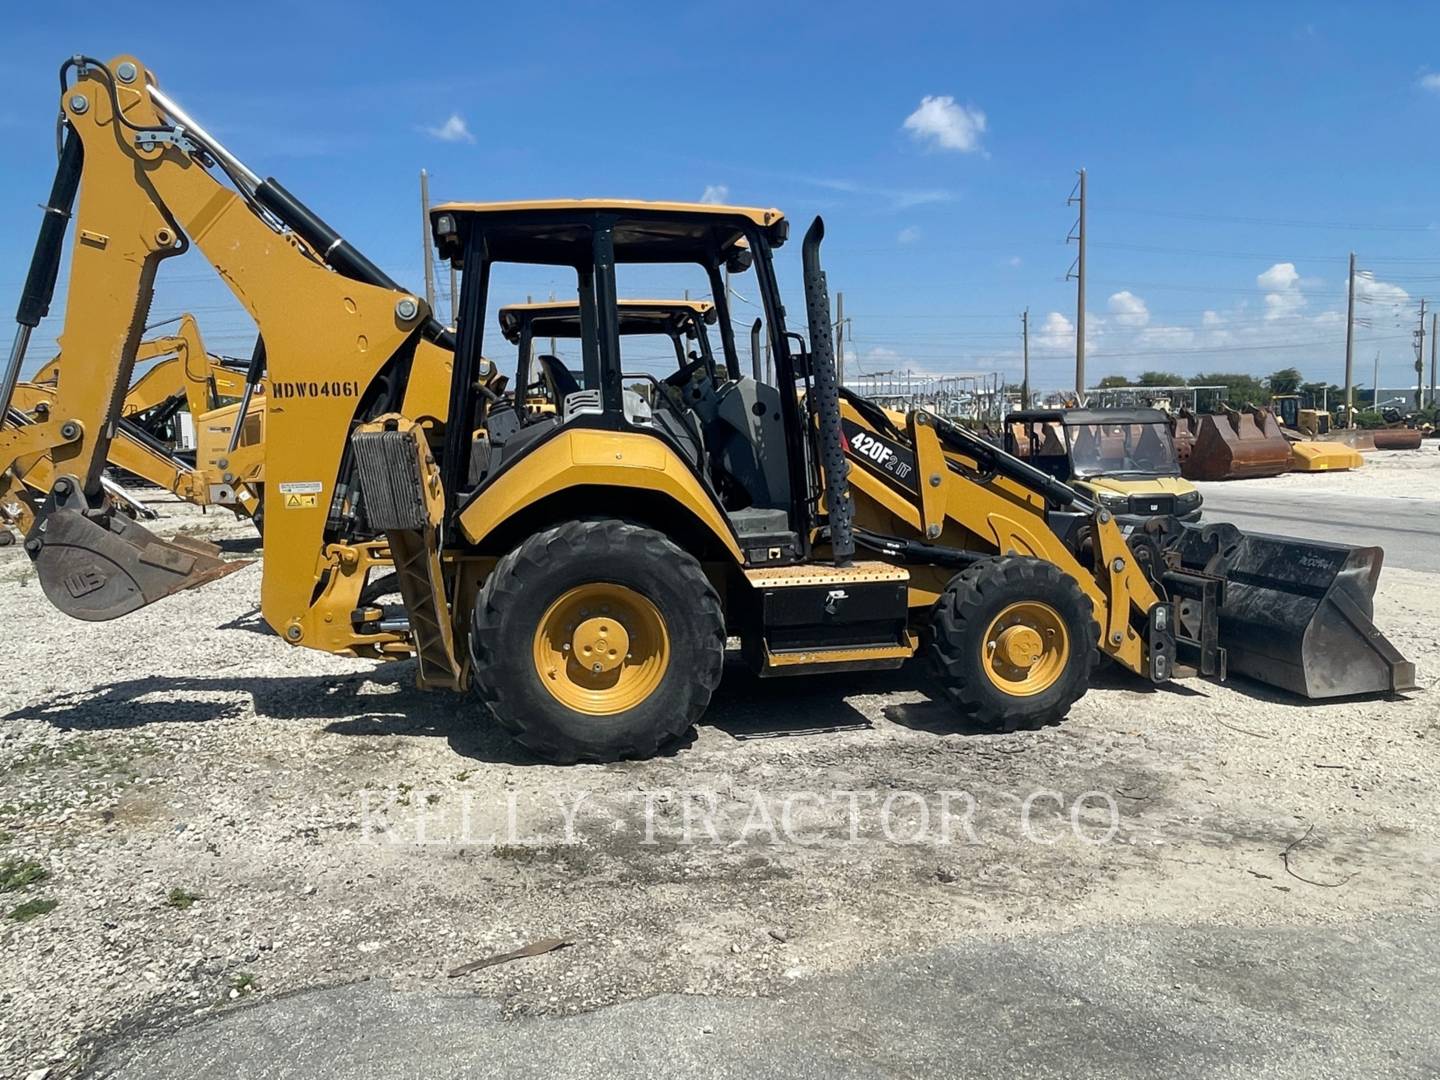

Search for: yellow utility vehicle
xmin=0 ymin=55 xmax=1414 ymax=762
xmin=1006 ymin=408 xmax=1203 ymax=521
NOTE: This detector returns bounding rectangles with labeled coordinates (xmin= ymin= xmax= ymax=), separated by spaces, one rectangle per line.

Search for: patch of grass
xmin=8 ymin=897 xmax=58 ymax=922
xmin=165 ymin=887 xmax=201 ymax=910
xmin=453 ymin=770 xmax=474 ymax=782
xmin=0 ymin=857 xmax=48 ymax=892
xmin=425 ymin=792 xmax=441 ymax=806
xmin=230 ymin=971 xmax=259 ymax=993
xmin=0 ymin=830 xmax=12 ymax=845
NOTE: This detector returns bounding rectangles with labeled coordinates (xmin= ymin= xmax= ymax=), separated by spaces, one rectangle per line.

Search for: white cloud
xmin=699 ymin=184 xmax=729 ymax=205
xmin=902 ymin=95 xmax=987 ymax=153
xmin=1007 ymin=255 xmax=1023 ymax=268
xmin=424 ymin=114 xmax=475 ymax=144
xmin=1107 ymin=290 xmax=1150 ymax=328
xmin=1257 ymin=261 xmax=1306 ymax=319
xmin=1256 ymin=262 xmax=1299 ymax=291
xmin=1138 ymin=324 xmax=1195 ymax=349
xmin=897 ymin=226 xmax=921 ymax=245
xmin=1201 ymin=310 xmax=1224 ymax=327
xmin=1355 ymin=275 xmax=1409 ymax=309
xmin=1037 ymin=311 xmax=1076 ymax=352
xmin=1418 ymin=73 xmax=1440 ymax=93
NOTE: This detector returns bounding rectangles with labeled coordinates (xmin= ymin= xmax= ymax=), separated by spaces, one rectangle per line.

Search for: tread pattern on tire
xmin=469 ymin=519 xmax=725 ymax=763
xmin=928 ymin=556 xmax=1099 ymax=732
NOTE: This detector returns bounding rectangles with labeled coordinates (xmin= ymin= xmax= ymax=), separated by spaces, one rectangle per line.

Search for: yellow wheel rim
xmin=980 ymin=601 xmax=1069 ymax=697
xmin=532 ymin=583 xmax=671 ymax=715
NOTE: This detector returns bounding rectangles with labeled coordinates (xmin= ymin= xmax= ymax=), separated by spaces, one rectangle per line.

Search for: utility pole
xmin=1343 ymin=251 xmax=1356 ymax=427
xmin=1431 ymin=312 xmax=1438 ymax=409
xmin=1021 ymin=308 xmax=1030 ymax=407
xmin=419 ymin=170 xmax=437 ymax=312
xmin=1416 ymin=299 xmax=1429 ymax=410
xmin=548 ymin=291 xmax=557 ymax=357
xmin=834 ymin=292 xmax=845 ymax=386
xmin=1373 ymin=351 xmax=1381 ymax=412
xmin=1067 ymin=169 xmax=1087 ymax=402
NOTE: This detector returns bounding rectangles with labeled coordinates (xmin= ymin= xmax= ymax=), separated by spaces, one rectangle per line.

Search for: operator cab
xmin=491 ymin=299 xmax=790 ymax=521
xmin=432 ymin=201 xmax=807 ymax=563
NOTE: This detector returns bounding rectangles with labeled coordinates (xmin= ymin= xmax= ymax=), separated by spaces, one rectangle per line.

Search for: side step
xmin=351 ymin=419 xmax=462 ymax=690
xmin=742 ymin=561 xmax=915 ymax=676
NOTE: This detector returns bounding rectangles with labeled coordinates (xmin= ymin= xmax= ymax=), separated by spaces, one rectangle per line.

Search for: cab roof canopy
xmin=1009 ymin=407 xmax=1171 ymax=426
xmin=430 ymin=200 xmax=787 ymax=266
xmin=498 ymin=299 xmax=716 ymax=344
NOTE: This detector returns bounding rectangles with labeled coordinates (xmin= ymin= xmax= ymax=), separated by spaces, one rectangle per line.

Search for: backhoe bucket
xmin=1174 ymin=523 xmax=1416 ymax=698
xmin=1181 ymin=409 xmax=1292 ymax=481
xmin=25 ymin=485 xmax=247 ymax=621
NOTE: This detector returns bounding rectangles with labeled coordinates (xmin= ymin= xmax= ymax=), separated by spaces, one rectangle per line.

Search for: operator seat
xmin=535 ymin=355 xmax=581 ymax=402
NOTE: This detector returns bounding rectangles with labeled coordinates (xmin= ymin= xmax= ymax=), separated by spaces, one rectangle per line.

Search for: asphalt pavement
xmin=1195 ymin=484 xmax=1440 ymax=573
xmin=87 ymin=914 xmax=1440 ymax=1079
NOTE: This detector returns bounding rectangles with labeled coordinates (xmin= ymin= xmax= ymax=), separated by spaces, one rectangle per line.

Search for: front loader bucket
xmin=1174 ymin=523 xmax=1416 ymax=698
xmin=1181 ymin=410 xmax=1292 ymax=481
xmin=25 ymin=492 xmax=248 ymax=621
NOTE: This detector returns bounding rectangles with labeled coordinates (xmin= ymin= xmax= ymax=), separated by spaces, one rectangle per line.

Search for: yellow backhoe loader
xmin=0 ymin=56 xmax=1415 ymax=763
xmin=2 ymin=314 xmax=265 ymax=541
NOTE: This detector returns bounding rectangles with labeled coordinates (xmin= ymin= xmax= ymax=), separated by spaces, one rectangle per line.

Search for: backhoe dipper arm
xmin=4 ymin=55 xmax=434 ymax=636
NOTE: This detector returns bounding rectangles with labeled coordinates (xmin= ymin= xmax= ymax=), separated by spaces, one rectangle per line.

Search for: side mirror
xmin=785 ymin=332 xmax=810 ymax=378
xmin=726 ymin=247 xmax=754 ymax=275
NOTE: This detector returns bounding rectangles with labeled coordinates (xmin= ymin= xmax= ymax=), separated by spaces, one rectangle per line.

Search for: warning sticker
xmin=283 ymin=493 xmax=318 ymax=509
xmin=277 ymin=481 xmax=323 ymax=495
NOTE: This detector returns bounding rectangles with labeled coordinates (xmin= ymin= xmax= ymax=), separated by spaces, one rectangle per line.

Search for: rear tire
xmin=470 ymin=520 xmax=725 ymax=763
xmin=928 ymin=556 xmax=1097 ymax=732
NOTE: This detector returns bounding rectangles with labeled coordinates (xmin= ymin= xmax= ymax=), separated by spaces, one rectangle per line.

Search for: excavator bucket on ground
xmin=25 ymin=479 xmax=247 ymax=621
xmin=1172 ymin=523 xmax=1416 ymax=698
xmin=1181 ymin=408 xmax=1292 ymax=481
xmin=1170 ymin=413 xmax=1196 ymax=467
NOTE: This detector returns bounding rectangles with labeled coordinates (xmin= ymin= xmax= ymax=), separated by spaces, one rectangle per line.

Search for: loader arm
xmin=839 ymin=399 xmax=1165 ymax=679
xmin=0 ymin=55 xmax=440 ymax=635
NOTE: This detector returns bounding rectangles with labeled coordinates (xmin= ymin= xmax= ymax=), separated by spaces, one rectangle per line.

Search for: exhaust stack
xmin=801 ymin=217 xmax=854 ymax=567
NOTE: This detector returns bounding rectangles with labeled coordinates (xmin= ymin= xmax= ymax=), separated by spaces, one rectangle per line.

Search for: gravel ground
xmin=0 ymin=466 xmax=1436 ymax=1079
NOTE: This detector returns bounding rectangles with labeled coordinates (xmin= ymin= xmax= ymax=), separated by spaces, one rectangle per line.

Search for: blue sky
xmin=4 ymin=1 xmax=1440 ymax=392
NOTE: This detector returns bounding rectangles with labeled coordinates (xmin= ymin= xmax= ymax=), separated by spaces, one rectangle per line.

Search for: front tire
xmin=929 ymin=556 xmax=1098 ymax=731
xmin=470 ymin=520 xmax=725 ymax=763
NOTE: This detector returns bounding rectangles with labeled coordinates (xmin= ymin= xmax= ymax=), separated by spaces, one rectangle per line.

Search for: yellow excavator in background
xmin=2 ymin=314 xmax=265 ymax=542
xmin=0 ymin=55 xmax=1414 ymax=762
